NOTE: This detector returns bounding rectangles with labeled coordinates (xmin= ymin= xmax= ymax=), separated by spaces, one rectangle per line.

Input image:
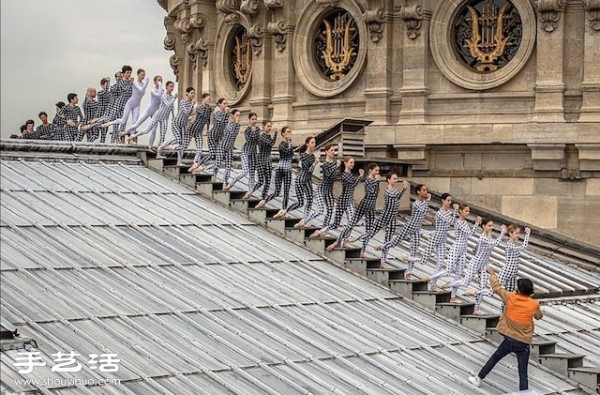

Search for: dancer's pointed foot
xmin=192 ymin=166 xmax=204 ymax=174
xmin=293 ymin=219 xmax=306 ymax=229
xmin=255 ymin=200 xmax=266 ymax=209
xmin=242 ymin=193 xmax=251 ymax=200
xmin=223 ymin=183 xmax=233 ymax=191
xmin=440 ymin=281 xmax=451 ymax=289
xmin=342 ymin=241 xmax=354 ymax=248
xmin=326 ymin=241 xmax=338 ymax=252
xmin=404 ymin=272 xmax=417 ymax=280
xmin=272 ymin=209 xmax=286 ymax=219
xmin=430 ymin=286 xmax=444 ymax=292
xmin=347 ymin=236 xmax=357 ymax=243
xmin=422 ymin=274 xmax=431 ymax=281
xmin=473 ymin=309 xmax=485 ymax=316
xmin=449 ymin=297 xmax=463 ymax=304
xmin=309 ymin=230 xmax=321 ymax=239
xmin=464 ymin=288 xmax=477 ymax=297
xmin=188 ymin=164 xmax=199 ymax=173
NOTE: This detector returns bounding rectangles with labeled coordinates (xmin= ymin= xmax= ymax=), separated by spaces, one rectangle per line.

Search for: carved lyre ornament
xmin=231 ymin=28 xmax=253 ymax=88
xmin=584 ymin=0 xmax=600 ymax=32
xmin=454 ymin=0 xmax=522 ymax=73
xmin=315 ymin=9 xmax=359 ymax=80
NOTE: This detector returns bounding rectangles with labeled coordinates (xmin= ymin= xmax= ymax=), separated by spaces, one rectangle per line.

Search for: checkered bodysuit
xmin=172 ymin=99 xmax=194 ymax=162
xmin=51 ymin=109 xmax=67 ymax=141
xmin=95 ymin=86 xmax=112 ymax=143
xmin=381 ymin=199 xmax=430 ymax=262
xmin=62 ymin=105 xmax=83 ymax=141
xmin=358 ymin=186 xmax=406 ymax=256
xmin=187 ymin=103 xmax=211 ymax=164
xmin=430 ymin=218 xmax=479 ymax=290
xmin=305 ymin=160 xmax=340 ymax=225
xmin=133 ymin=92 xmax=175 ymax=145
xmin=252 ymin=131 xmax=277 ymax=199
xmin=109 ymin=79 xmax=132 ymax=143
xmin=263 ymin=140 xmax=293 ymax=208
xmin=319 ymin=170 xmax=360 ymax=234
xmin=499 ymin=232 xmax=530 ymax=292
xmin=455 ymin=228 xmax=506 ymax=310
xmin=35 ymin=123 xmax=56 ymax=140
xmin=217 ymin=121 xmax=241 ymax=183
xmin=417 ymin=207 xmax=458 ymax=273
xmin=336 ymin=177 xmax=380 ymax=245
xmin=286 ymin=152 xmax=317 ymax=220
xmin=199 ymin=109 xmax=229 ymax=166
xmin=82 ymin=97 xmax=99 ymax=142
xmin=230 ymin=126 xmax=260 ymax=190
xmin=125 ymin=84 xmax=163 ymax=136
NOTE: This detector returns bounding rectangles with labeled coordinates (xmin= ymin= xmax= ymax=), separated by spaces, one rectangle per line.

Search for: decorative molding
xmin=363 ymin=8 xmax=385 ymax=43
xmin=267 ymin=20 xmax=287 ymax=51
xmin=224 ymin=12 xmax=242 ymax=25
xmin=187 ymin=38 xmax=210 ymax=69
xmin=264 ymin=0 xmax=283 ymax=10
xmin=400 ymin=4 xmax=424 ymax=40
xmin=216 ymin=0 xmax=241 ymax=14
xmin=584 ymin=0 xmax=600 ymax=31
xmin=240 ymin=0 xmax=261 ymax=14
xmin=169 ymin=55 xmax=181 ymax=78
xmin=247 ymin=24 xmax=264 ymax=55
xmin=164 ymin=33 xmax=176 ymax=51
xmin=537 ymin=0 xmax=563 ymax=32
xmin=189 ymin=13 xmax=206 ymax=30
xmin=315 ymin=0 xmax=339 ymax=8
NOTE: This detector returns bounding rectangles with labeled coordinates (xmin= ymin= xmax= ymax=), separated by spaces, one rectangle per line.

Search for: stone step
xmin=388 ymin=279 xmax=429 ymax=298
xmin=230 ymin=198 xmax=260 ymax=214
xmin=196 ymin=181 xmax=223 ymax=196
xmin=163 ymin=163 xmax=192 ymax=178
xmin=539 ymin=353 xmax=585 ymax=376
xmin=324 ymin=246 xmax=362 ymax=265
xmin=248 ymin=207 xmax=280 ymax=224
xmin=531 ymin=339 xmax=557 ymax=360
xmin=213 ymin=189 xmax=246 ymax=206
xmin=412 ymin=290 xmax=452 ymax=310
xmin=567 ymin=367 xmax=600 ymax=392
xmin=366 ymin=268 xmax=406 ymax=286
xmin=266 ymin=217 xmax=306 ymax=235
xmin=304 ymin=235 xmax=337 ymax=252
xmin=179 ymin=172 xmax=212 ymax=187
xmin=436 ymin=301 xmax=476 ymax=321
xmin=460 ymin=314 xmax=500 ymax=334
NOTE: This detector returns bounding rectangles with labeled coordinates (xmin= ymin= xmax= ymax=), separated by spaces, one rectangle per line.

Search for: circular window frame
xmin=293 ymin=1 xmax=367 ymax=98
xmin=214 ymin=18 xmax=252 ymax=106
xmin=430 ymin=0 xmax=536 ymax=91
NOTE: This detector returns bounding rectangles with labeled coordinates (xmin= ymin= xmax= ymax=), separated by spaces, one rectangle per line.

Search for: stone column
xmin=363 ymin=1 xmax=393 ymax=124
xmin=533 ymin=0 xmax=566 ymax=122
xmin=247 ymin=9 xmax=272 ymax=121
xmin=579 ymin=0 xmax=600 ymax=122
xmin=397 ymin=0 xmax=431 ymax=124
xmin=189 ymin=0 xmax=218 ymax=96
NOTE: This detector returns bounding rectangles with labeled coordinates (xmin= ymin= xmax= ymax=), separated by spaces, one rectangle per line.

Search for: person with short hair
xmin=124 ymin=75 xmax=164 ymax=139
xmin=187 ymin=92 xmax=212 ymax=172
xmin=82 ymin=87 xmax=99 ymax=142
xmin=225 ymin=112 xmax=260 ymax=197
xmin=468 ymin=266 xmax=543 ymax=391
xmin=130 ymin=81 xmax=176 ymax=150
xmin=157 ymin=86 xmax=195 ymax=164
xmin=256 ymin=125 xmax=292 ymax=211
xmin=51 ymin=101 xmax=67 ymax=140
xmin=304 ymin=144 xmax=341 ymax=227
xmin=36 ymin=111 xmax=56 ymax=140
xmin=63 ymin=93 xmax=83 ymax=141
xmin=20 ymin=120 xmax=36 ymax=139
xmin=251 ymin=120 xmax=278 ymax=201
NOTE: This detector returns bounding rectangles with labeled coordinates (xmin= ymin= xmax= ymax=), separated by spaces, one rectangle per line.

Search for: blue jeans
xmin=478 ymin=335 xmax=530 ymax=390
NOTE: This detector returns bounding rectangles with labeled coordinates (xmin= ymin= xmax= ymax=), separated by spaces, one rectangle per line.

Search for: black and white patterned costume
xmin=230 ymin=126 xmax=260 ymax=190
xmin=199 ymin=108 xmax=229 ymax=166
xmin=305 ymin=160 xmax=340 ymax=225
xmin=95 ymin=85 xmax=112 ymax=143
xmin=35 ymin=123 xmax=56 ymax=140
xmin=358 ymin=186 xmax=406 ymax=256
xmin=51 ymin=108 xmax=67 ymax=141
xmin=381 ymin=199 xmax=430 ymax=262
xmin=285 ymin=152 xmax=317 ymax=220
xmin=417 ymin=207 xmax=458 ymax=272
xmin=125 ymin=83 xmax=164 ymax=135
xmin=499 ymin=232 xmax=530 ymax=292
xmin=252 ymin=131 xmax=277 ymax=199
xmin=62 ymin=104 xmax=83 ymax=141
xmin=82 ymin=97 xmax=99 ymax=142
xmin=263 ymin=139 xmax=293 ymax=208
xmin=319 ymin=169 xmax=360 ymax=234
xmin=109 ymin=78 xmax=132 ymax=142
xmin=132 ymin=92 xmax=175 ymax=146
xmin=336 ymin=177 xmax=380 ymax=245
xmin=187 ymin=103 xmax=211 ymax=164
xmin=218 ymin=121 xmax=241 ymax=183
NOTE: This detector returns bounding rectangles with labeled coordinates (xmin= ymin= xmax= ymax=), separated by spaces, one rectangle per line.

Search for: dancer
xmin=82 ymin=87 xmax=99 ymax=142
xmin=258 ymin=126 xmax=293 ymax=211
xmin=305 ymin=144 xmax=340 ymax=228
xmin=430 ymin=205 xmax=481 ymax=302
xmin=357 ymin=171 xmax=409 ymax=260
xmin=416 ymin=195 xmax=459 ymax=275
xmin=130 ymin=81 xmax=175 ymax=150
xmin=62 ymin=93 xmax=83 ymax=141
xmin=197 ymin=98 xmax=229 ymax=168
xmin=51 ymin=101 xmax=66 ymax=140
xmin=327 ymin=163 xmax=380 ymax=252
xmin=226 ymin=112 xmax=260 ymax=196
xmin=454 ymin=219 xmax=506 ymax=314
xmin=124 ymin=75 xmax=164 ymax=138
xmin=82 ymin=77 xmax=112 ymax=143
xmin=276 ymin=136 xmax=319 ymax=223
xmin=187 ymin=93 xmax=212 ymax=173
xmin=103 ymin=68 xmax=148 ymax=134
xmin=218 ymin=109 xmax=242 ymax=184
xmin=251 ymin=120 xmax=277 ymax=201
xmin=311 ymin=157 xmax=363 ymax=238
xmin=36 ymin=112 xmax=56 ymax=140
xmin=377 ymin=184 xmax=431 ymax=269
xmin=499 ymin=225 xmax=531 ymax=292
xmin=157 ymin=86 xmax=195 ymax=163
xmin=110 ymin=66 xmax=133 ymax=143
xmin=468 ymin=266 xmax=543 ymax=391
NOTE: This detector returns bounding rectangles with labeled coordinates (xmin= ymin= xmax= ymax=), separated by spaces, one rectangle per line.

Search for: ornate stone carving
xmin=164 ymin=33 xmax=176 ymax=51
xmin=264 ymin=0 xmax=283 ymax=10
xmin=247 ymin=24 xmax=264 ymax=55
xmin=216 ymin=0 xmax=241 ymax=14
xmin=169 ymin=54 xmax=181 ymax=77
xmin=400 ymin=4 xmax=423 ymax=40
xmin=267 ymin=20 xmax=287 ymax=51
xmin=315 ymin=0 xmax=339 ymax=8
xmin=224 ymin=13 xmax=242 ymax=25
xmin=189 ymin=13 xmax=206 ymax=30
xmin=187 ymin=38 xmax=209 ymax=68
xmin=175 ymin=17 xmax=192 ymax=34
xmin=363 ymin=9 xmax=385 ymax=43
xmin=537 ymin=0 xmax=563 ymax=33
xmin=585 ymin=0 xmax=600 ymax=31
xmin=240 ymin=0 xmax=261 ymax=15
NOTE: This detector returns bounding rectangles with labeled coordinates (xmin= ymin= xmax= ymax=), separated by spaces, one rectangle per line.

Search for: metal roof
xmin=0 ymin=156 xmax=594 ymax=394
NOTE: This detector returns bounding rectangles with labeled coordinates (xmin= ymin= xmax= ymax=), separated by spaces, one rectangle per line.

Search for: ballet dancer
xmin=196 ymin=98 xmax=230 ymax=169
xmin=418 ymin=195 xmax=458 ymax=275
xmin=357 ymin=171 xmax=409 ymax=260
xmin=124 ymin=75 xmax=164 ymax=139
xmin=82 ymin=87 xmax=99 ymax=142
xmin=218 ymin=109 xmax=242 ymax=184
xmin=251 ymin=120 xmax=277 ymax=200
xmin=499 ymin=225 xmax=531 ymax=292
xmin=82 ymin=77 xmax=111 ymax=143
xmin=257 ymin=126 xmax=293 ymax=211
xmin=109 ymin=66 xmax=133 ymax=143
xmin=187 ymin=93 xmax=212 ymax=173
xmin=36 ymin=112 xmax=56 ymax=140
xmin=305 ymin=144 xmax=341 ymax=228
xmin=103 ymin=68 xmax=148 ymax=134
xmin=276 ymin=136 xmax=318 ymax=223
xmin=326 ymin=163 xmax=380 ymax=252
xmin=51 ymin=101 xmax=66 ymax=140
xmin=62 ymin=93 xmax=83 ymax=141
xmin=225 ymin=112 xmax=260 ymax=196
xmin=157 ymin=87 xmax=195 ymax=163
xmin=455 ymin=219 xmax=506 ymax=314
xmin=130 ymin=81 xmax=176 ymax=150
xmin=311 ymin=157 xmax=363 ymax=238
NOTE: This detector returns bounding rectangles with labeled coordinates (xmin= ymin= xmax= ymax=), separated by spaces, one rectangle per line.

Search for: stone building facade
xmin=157 ymin=0 xmax=600 ymax=246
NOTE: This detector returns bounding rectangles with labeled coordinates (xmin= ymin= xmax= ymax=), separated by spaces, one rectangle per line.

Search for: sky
xmin=0 ymin=0 xmax=176 ymax=139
